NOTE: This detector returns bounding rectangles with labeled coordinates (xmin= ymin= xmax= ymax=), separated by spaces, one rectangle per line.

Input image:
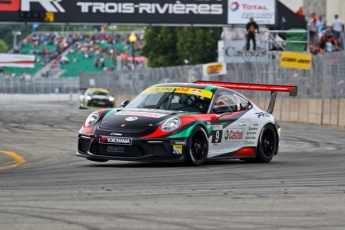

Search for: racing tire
xmin=255 ymin=124 xmax=278 ymax=163
xmin=185 ymin=126 xmax=208 ymax=166
xmin=87 ymin=158 xmax=109 ymax=163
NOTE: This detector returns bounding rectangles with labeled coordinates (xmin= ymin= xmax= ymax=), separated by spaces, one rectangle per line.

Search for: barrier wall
xmin=114 ymin=96 xmax=345 ymax=128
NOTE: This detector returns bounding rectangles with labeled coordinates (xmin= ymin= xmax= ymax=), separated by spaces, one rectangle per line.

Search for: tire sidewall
xmin=186 ymin=126 xmax=209 ymax=166
xmin=256 ymin=124 xmax=277 ymax=163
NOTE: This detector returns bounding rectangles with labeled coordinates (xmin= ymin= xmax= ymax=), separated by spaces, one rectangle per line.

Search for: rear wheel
xmin=186 ymin=126 xmax=208 ymax=166
xmin=256 ymin=124 xmax=278 ymax=163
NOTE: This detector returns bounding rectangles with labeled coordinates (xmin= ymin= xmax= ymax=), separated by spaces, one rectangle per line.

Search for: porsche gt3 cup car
xmin=79 ymin=88 xmax=115 ymax=109
xmin=76 ymin=81 xmax=298 ymax=166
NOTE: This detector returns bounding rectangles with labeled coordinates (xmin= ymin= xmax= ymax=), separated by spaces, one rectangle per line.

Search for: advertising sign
xmin=202 ymin=62 xmax=227 ymax=76
xmin=0 ymin=54 xmax=35 ymax=68
xmin=228 ymin=0 xmax=276 ymax=25
xmin=280 ymin=52 xmax=312 ymax=70
xmin=0 ymin=0 xmax=228 ymax=25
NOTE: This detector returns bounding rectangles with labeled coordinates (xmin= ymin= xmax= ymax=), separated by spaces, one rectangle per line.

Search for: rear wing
xmin=194 ymin=80 xmax=298 ymax=114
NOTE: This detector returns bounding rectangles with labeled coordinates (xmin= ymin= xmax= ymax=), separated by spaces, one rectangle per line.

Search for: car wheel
xmin=255 ymin=124 xmax=278 ymax=163
xmin=186 ymin=126 xmax=208 ymax=166
xmin=87 ymin=158 xmax=109 ymax=163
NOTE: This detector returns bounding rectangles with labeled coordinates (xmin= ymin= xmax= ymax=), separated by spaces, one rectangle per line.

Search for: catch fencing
xmin=1 ymin=51 xmax=345 ymax=99
xmin=79 ymin=51 xmax=345 ymax=99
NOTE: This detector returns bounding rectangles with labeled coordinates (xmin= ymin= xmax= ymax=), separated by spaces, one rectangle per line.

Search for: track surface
xmin=0 ymin=103 xmax=344 ymax=230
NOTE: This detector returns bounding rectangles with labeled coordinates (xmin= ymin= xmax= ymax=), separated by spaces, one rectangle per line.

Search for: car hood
xmin=98 ymin=108 xmax=185 ymax=132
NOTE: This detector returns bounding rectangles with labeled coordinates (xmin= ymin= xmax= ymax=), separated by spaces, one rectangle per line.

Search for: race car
xmin=79 ymin=88 xmax=115 ymax=109
xmin=76 ymin=81 xmax=297 ymax=166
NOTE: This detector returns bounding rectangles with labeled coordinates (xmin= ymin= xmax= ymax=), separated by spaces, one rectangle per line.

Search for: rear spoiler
xmin=194 ymin=80 xmax=298 ymax=114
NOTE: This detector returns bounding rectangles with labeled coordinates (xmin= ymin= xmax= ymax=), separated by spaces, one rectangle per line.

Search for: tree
xmin=176 ymin=27 xmax=222 ymax=65
xmin=141 ymin=26 xmax=222 ymax=67
xmin=141 ymin=27 xmax=183 ymax=67
xmin=0 ymin=39 xmax=8 ymax=53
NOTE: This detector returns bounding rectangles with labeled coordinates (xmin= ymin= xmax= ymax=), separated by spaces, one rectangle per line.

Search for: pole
xmin=13 ymin=34 xmax=17 ymax=49
xmin=132 ymin=42 xmax=135 ymax=69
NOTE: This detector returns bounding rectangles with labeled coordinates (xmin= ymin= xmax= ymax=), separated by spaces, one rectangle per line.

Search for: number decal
xmin=211 ymin=130 xmax=223 ymax=144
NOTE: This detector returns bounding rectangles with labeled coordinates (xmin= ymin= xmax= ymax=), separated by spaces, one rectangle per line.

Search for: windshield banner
xmin=143 ymin=87 xmax=213 ymax=99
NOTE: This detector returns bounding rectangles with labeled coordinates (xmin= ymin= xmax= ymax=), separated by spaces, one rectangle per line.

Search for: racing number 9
xmin=211 ymin=130 xmax=223 ymax=144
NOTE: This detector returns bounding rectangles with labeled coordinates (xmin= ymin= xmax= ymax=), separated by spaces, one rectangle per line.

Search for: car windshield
xmin=92 ymin=92 xmax=109 ymax=96
xmin=125 ymin=86 xmax=213 ymax=113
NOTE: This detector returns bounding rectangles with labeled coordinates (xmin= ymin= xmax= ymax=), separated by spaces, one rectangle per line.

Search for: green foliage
xmin=141 ymin=26 xmax=222 ymax=67
xmin=0 ymin=39 xmax=8 ymax=53
xmin=141 ymin=27 xmax=183 ymax=68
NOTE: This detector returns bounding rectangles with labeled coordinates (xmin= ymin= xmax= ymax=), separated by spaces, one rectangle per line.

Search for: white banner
xmin=228 ymin=0 xmax=276 ymax=25
xmin=0 ymin=54 xmax=35 ymax=68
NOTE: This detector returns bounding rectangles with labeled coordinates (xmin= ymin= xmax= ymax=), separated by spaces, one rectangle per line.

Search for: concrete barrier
xmin=1 ymin=94 xmax=344 ymax=128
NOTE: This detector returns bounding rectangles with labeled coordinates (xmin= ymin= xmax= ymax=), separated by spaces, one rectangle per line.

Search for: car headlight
xmin=85 ymin=111 xmax=100 ymax=127
xmin=161 ymin=117 xmax=182 ymax=132
xmin=109 ymin=96 xmax=115 ymax=102
xmin=86 ymin=96 xmax=92 ymax=101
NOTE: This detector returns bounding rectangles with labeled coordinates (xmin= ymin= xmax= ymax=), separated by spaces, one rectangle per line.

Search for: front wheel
xmin=255 ymin=124 xmax=278 ymax=163
xmin=185 ymin=126 xmax=208 ymax=166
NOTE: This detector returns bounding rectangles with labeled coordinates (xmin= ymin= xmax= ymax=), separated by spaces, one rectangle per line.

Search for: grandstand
xmin=2 ymin=30 xmax=146 ymax=79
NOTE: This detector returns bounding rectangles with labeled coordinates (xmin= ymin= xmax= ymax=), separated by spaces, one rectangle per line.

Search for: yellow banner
xmin=280 ymin=52 xmax=312 ymax=70
xmin=143 ymin=87 xmax=213 ymax=99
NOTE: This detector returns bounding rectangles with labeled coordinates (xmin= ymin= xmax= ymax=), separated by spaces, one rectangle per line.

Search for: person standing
xmin=316 ymin=16 xmax=326 ymax=39
xmin=331 ymin=14 xmax=344 ymax=50
xmin=308 ymin=12 xmax=317 ymax=47
xmin=296 ymin=6 xmax=305 ymax=19
xmin=245 ymin=17 xmax=259 ymax=51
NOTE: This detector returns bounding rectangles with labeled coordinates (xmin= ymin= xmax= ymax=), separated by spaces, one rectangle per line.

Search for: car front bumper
xmin=76 ymin=135 xmax=187 ymax=162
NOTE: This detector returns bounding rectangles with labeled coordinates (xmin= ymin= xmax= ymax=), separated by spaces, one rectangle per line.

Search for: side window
xmin=213 ymin=93 xmax=236 ymax=109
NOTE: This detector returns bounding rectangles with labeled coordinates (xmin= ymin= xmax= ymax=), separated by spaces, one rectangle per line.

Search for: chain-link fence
xmin=0 ymin=77 xmax=79 ymax=94
xmin=79 ymin=51 xmax=345 ymax=99
xmin=2 ymin=51 xmax=345 ymax=98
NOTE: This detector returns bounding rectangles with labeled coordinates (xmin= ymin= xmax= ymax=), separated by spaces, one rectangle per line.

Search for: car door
xmin=208 ymin=91 xmax=249 ymax=158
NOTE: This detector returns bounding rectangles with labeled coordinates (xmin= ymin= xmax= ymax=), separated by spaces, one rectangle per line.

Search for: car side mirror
xmin=212 ymin=106 xmax=233 ymax=114
xmin=121 ymin=99 xmax=130 ymax=107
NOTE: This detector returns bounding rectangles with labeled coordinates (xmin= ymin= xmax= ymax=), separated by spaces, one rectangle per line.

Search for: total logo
xmin=229 ymin=2 xmax=239 ymax=12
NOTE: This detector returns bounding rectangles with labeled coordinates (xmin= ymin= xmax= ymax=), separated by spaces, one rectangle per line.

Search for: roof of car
xmin=86 ymin=88 xmax=110 ymax=93
xmin=154 ymin=83 xmax=221 ymax=90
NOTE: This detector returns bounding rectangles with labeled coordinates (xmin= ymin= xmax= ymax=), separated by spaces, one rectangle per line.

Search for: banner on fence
xmin=280 ymin=52 xmax=312 ymax=70
xmin=202 ymin=62 xmax=227 ymax=77
xmin=0 ymin=54 xmax=35 ymax=68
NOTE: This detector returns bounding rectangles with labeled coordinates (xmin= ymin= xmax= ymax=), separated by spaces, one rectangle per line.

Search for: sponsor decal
xmin=107 ymin=146 xmax=125 ymax=153
xmin=110 ymin=133 xmax=122 ymax=136
xmin=247 ymin=132 xmax=256 ymax=135
xmin=249 ymin=127 xmax=258 ymax=131
xmin=245 ymin=141 xmax=256 ymax=145
xmin=171 ymin=140 xmax=187 ymax=145
xmin=172 ymin=145 xmax=183 ymax=155
xmin=255 ymin=112 xmax=270 ymax=118
xmin=125 ymin=111 xmax=166 ymax=118
xmin=125 ymin=116 xmax=138 ymax=121
xmin=253 ymin=123 xmax=259 ymax=126
xmin=280 ymin=52 xmax=312 ymax=70
xmin=142 ymin=87 xmax=213 ymax=99
xmin=245 ymin=136 xmax=256 ymax=140
xmin=213 ymin=125 xmax=223 ymax=130
xmin=106 ymin=137 xmax=132 ymax=145
xmin=224 ymin=129 xmax=244 ymax=141
xmin=191 ymin=89 xmax=202 ymax=95
xmin=76 ymin=2 xmax=223 ymax=15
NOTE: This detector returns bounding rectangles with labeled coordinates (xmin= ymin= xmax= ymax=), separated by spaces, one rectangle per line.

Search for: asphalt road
xmin=0 ymin=102 xmax=344 ymax=230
